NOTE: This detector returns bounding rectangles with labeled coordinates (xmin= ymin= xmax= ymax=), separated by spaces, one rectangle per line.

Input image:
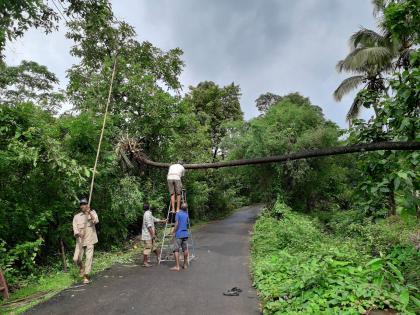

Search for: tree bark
xmin=125 ymin=141 xmax=420 ymax=170
xmin=388 ymin=184 xmax=396 ymax=216
xmin=60 ymin=239 xmax=68 ymax=273
xmin=0 ymin=269 xmax=9 ymax=300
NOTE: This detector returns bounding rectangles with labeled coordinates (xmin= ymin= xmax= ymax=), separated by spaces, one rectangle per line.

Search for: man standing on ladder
xmin=170 ymin=202 xmax=190 ymax=271
xmin=167 ymin=161 xmax=185 ymax=213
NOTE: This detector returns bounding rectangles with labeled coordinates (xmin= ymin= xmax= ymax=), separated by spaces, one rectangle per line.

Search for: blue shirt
xmin=175 ymin=210 xmax=189 ymax=239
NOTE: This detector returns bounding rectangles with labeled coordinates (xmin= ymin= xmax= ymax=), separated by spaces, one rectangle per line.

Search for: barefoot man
xmin=73 ymin=197 xmax=99 ymax=284
xmin=141 ymin=203 xmax=166 ymax=267
xmin=170 ymin=202 xmax=189 ymax=271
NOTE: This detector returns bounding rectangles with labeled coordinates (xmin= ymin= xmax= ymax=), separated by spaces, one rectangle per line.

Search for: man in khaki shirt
xmin=73 ymin=197 xmax=99 ymax=284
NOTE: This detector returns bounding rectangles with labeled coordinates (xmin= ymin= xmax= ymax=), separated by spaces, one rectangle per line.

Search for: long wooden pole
xmin=88 ymin=56 xmax=118 ymax=206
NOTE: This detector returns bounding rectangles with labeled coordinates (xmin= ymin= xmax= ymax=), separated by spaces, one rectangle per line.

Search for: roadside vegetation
xmin=247 ymin=1 xmax=419 ymax=313
xmin=251 ymin=201 xmax=419 ymax=314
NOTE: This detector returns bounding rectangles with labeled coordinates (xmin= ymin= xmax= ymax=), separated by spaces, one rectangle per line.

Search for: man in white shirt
xmin=167 ymin=161 xmax=185 ymax=213
xmin=141 ymin=203 xmax=165 ymax=267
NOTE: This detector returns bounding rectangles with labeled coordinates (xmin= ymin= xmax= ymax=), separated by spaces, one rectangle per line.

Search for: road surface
xmin=27 ymin=205 xmax=262 ymax=315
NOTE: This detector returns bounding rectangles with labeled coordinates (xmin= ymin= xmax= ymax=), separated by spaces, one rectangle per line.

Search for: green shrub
xmin=251 ymin=201 xmax=419 ymax=314
xmin=0 ymin=239 xmax=44 ymax=289
xmin=323 ymin=210 xmax=418 ymax=255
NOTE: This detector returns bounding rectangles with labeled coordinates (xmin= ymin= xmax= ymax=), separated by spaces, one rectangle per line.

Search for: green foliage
xmin=348 ymin=50 xmax=419 ymax=218
xmin=0 ymin=103 xmax=91 ymax=287
xmin=0 ymin=0 xmax=58 ymax=57
xmin=317 ymin=210 xmax=419 ymax=257
xmin=100 ymin=176 xmax=145 ymax=244
xmin=223 ymin=93 xmax=350 ymax=211
xmin=344 ymin=0 xmax=420 ymax=219
xmin=0 ymin=60 xmax=64 ymax=113
xmin=251 ymin=200 xmax=420 ymax=314
xmin=0 ymin=239 xmax=43 ymax=289
xmin=185 ymin=81 xmax=243 ymax=159
xmin=383 ymin=0 xmax=420 ymax=45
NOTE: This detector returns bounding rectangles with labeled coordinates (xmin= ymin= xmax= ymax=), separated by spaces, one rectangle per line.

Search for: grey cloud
xmin=6 ymin=0 xmax=378 ymax=126
xmin=113 ymin=0 xmax=377 ymax=125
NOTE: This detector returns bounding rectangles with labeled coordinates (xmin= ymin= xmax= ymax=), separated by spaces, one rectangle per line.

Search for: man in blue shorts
xmin=170 ymin=202 xmax=189 ymax=271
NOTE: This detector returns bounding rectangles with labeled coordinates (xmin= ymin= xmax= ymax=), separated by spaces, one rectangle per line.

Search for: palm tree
xmin=334 ymin=1 xmax=417 ymax=123
xmin=333 ymin=28 xmax=394 ymax=122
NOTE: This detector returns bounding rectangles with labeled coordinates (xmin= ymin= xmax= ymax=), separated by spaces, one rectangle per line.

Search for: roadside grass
xmin=1 ymin=244 xmax=143 ymax=315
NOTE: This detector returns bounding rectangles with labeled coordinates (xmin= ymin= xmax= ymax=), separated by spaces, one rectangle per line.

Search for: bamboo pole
xmin=88 ymin=55 xmax=118 ymax=206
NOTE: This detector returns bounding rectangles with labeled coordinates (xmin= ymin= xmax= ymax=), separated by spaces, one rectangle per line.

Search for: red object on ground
xmin=0 ymin=270 xmax=9 ymax=300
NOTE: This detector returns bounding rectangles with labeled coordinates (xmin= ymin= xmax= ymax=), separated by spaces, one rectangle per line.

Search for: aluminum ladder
xmin=158 ymin=188 xmax=195 ymax=264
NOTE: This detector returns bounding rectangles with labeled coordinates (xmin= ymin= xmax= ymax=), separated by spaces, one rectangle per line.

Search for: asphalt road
xmin=26 ymin=205 xmax=262 ymax=315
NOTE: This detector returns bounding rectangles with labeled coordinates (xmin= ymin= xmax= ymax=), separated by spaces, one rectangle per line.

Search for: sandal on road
xmin=231 ymin=287 xmax=242 ymax=293
xmin=223 ymin=290 xmax=239 ymax=296
xmin=142 ymin=263 xmax=152 ymax=268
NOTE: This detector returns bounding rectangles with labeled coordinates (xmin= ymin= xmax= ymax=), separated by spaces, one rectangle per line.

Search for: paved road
xmin=27 ymin=205 xmax=262 ymax=315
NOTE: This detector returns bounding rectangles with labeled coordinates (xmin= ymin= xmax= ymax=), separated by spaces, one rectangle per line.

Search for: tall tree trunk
xmin=60 ymin=238 xmax=68 ymax=273
xmin=0 ymin=270 xmax=9 ymax=300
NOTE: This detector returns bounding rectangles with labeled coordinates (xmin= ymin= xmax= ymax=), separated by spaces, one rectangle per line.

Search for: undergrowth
xmin=251 ymin=201 xmax=420 ymax=314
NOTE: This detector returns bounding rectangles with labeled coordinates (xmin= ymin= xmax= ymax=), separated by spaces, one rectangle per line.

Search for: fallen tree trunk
xmin=121 ymin=141 xmax=420 ymax=170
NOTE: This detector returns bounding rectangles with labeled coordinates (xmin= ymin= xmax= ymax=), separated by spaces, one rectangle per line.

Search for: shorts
xmin=167 ymin=179 xmax=182 ymax=195
xmin=172 ymin=237 xmax=188 ymax=252
xmin=143 ymin=240 xmax=156 ymax=255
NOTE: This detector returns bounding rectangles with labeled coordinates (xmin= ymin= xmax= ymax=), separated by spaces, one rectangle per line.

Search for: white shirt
xmin=141 ymin=210 xmax=159 ymax=241
xmin=167 ymin=164 xmax=185 ymax=181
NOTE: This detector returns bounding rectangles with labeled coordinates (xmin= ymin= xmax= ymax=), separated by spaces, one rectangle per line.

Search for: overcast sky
xmin=5 ymin=0 xmax=378 ymax=127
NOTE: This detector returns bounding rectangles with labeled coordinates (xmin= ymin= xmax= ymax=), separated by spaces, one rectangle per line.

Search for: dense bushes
xmin=251 ymin=200 xmax=420 ymax=314
xmin=222 ymin=95 xmax=352 ymax=211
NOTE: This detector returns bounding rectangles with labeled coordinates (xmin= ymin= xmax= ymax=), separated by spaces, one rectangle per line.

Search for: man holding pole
xmin=73 ymin=197 xmax=99 ymax=284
